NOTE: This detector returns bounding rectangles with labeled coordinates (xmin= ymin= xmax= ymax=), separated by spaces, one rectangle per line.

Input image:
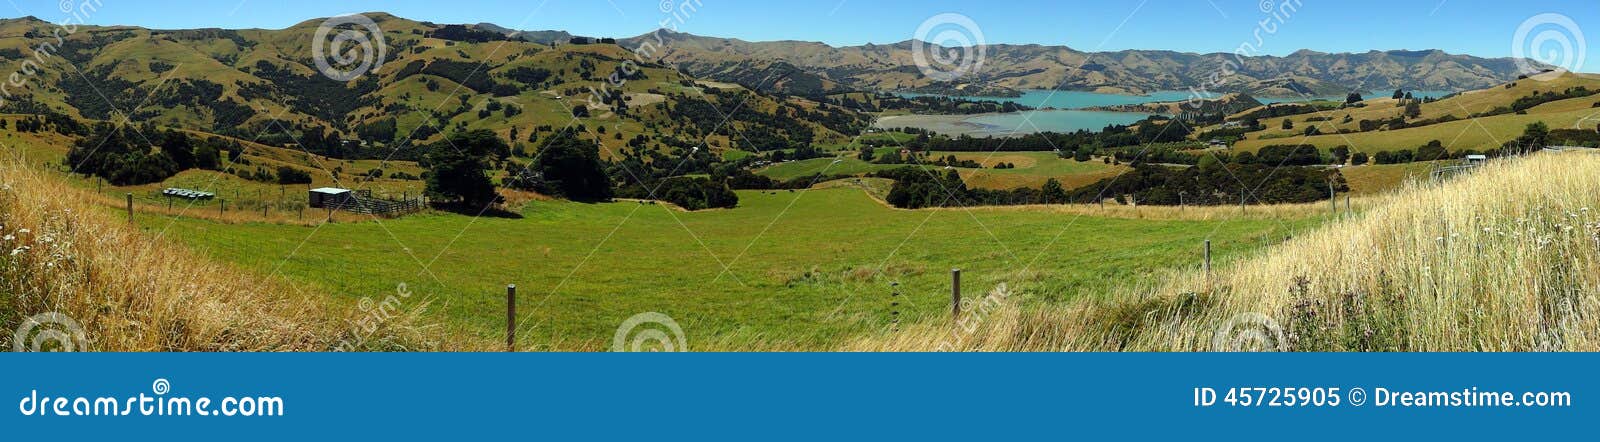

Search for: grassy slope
xmin=1 ymin=119 xmax=426 ymax=215
xmin=144 ymin=185 xmax=1320 ymax=350
xmin=1340 ymin=161 xmax=1441 ymax=195
xmin=756 ymin=151 xmax=1127 ymax=190
xmin=856 ymin=151 xmax=1600 ymax=351
xmin=0 ymin=160 xmax=431 ymax=351
xmin=1231 ymin=72 xmax=1600 ymax=154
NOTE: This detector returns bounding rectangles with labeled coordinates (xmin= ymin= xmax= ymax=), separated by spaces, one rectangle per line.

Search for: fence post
xmin=1204 ymin=239 xmax=1212 ymax=292
xmin=506 ymin=284 xmax=517 ymax=352
xmin=126 ymin=193 xmax=133 ymax=222
xmin=1239 ymin=190 xmax=1245 ymax=214
xmin=890 ymin=282 xmax=900 ymax=332
xmin=1329 ymin=182 xmax=1336 ymax=216
xmin=219 ymin=199 xmax=225 ymax=216
xmin=950 ymin=268 xmax=962 ymax=321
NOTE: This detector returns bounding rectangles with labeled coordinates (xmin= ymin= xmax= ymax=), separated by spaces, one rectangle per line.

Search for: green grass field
xmin=1341 ymin=161 xmax=1442 ymax=194
xmin=756 ymin=150 xmax=1127 ymax=190
xmin=755 ymin=156 xmax=906 ymax=181
xmin=139 ymin=186 xmax=1319 ymax=350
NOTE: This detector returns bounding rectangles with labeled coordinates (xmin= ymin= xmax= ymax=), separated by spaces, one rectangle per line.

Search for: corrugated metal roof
xmin=309 ymin=187 xmax=351 ymax=194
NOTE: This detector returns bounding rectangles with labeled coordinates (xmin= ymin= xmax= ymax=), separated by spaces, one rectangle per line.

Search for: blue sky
xmin=8 ymin=0 xmax=1599 ymax=70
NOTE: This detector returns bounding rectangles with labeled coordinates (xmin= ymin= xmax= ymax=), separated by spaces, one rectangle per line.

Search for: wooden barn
xmin=308 ymin=187 xmax=353 ymax=209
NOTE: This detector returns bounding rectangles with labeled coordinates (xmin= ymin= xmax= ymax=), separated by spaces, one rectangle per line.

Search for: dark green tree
xmin=1040 ymin=178 xmax=1066 ymax=204
xmin=425 ymin=129 xmax=503 ymax=208
xmin=531 ymin=129 xmax=613 ymax=201
xmin=159 ymin=130 xmax=196 ymax=170
xmin=1330 ymin=145 xmax=1351 ymax=165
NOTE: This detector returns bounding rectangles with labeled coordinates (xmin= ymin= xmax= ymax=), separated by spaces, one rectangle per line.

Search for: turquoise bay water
xmin=898 ymin=89 xmax=1457 ymax=108
xmin=884 ymin=88 xmax=1459 ymax=136
xmin=896 ymin=90 xmax=1213 ymax=110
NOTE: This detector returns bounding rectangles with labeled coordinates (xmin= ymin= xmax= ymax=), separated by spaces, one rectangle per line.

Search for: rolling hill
xmin=618 ymin=30 xmax=1547 ymax=97
xmin=0 ymin=14 xmax=869 ymax=160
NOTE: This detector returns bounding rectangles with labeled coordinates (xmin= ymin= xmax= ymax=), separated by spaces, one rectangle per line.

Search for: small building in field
xmin=308 ymin=187 xmax=353 ymax=208
xmin=1465 ymin=154 xmax=1487 ymax=164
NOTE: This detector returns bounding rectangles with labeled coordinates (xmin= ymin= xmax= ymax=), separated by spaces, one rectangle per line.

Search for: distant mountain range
xmin=601 ymin=30 xmax=1549 ymax=98
xmin=0 ymin=11 xmax=1556 ymax=155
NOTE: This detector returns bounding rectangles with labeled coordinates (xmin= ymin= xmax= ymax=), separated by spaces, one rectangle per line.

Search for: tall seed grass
xmin=849 ymin=151 xmax=1600 ymax=351
xmin=0 ymin=162 xmax=436 ymax=351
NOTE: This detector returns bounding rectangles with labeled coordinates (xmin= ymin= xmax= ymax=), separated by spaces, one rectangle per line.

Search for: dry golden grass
xmin=848 ymin=151 xmax=1600 ymax=351
xmin=889 ymin=197 xmax=1362 ymax=222
xmin=0 ymin=161 xmax=437 ymax=351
